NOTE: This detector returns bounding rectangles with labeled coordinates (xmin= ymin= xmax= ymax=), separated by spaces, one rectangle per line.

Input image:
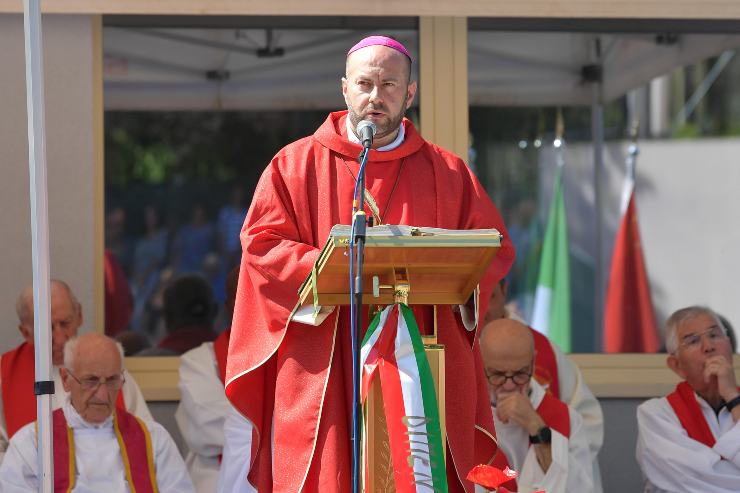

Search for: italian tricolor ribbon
xmin=360 ymin=304 xmax=448 ymax=492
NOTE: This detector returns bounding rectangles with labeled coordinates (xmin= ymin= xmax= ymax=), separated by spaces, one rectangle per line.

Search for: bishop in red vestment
xmin=225 ymin=36 xmax=515 ymax=493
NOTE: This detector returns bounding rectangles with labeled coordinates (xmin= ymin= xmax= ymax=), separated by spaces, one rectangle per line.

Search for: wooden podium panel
xmin=366 ymin=343 xmax=445 ymax=493
xmin=299 ymin=226 xmax=502 ymax=309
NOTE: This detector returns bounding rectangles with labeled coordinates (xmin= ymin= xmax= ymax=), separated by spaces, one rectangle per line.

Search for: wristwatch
xmin=529 ymin=426 xmax=552 ymax=445
xmin=725 ymin=395 xmax=740 ymax=412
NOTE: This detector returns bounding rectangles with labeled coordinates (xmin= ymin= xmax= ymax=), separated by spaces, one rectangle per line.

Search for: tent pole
xmin=23 ymin=1 xmax=54 ymax=492
xmin=592 ymin=83 xmax=605 ymax=351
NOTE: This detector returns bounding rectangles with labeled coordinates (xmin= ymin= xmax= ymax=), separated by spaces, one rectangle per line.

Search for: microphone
xmin=356 ymin=120 xmax=377 ymax=149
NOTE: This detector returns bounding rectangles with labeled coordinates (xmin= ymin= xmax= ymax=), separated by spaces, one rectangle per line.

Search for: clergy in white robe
xmin=0 ymin=280 xmax=152 ymax=463
xmin=636 ymin=306 xmax=740 ymax=493
xmin=0 ymin=332 xmax=193 ymax=493
xmin=480 ymin=318 xmax=594 ymax=493
xmin=486 ymin=280 xmax=604 ymax=492
xmin=176 ymin=337 xmax=232 ymax=493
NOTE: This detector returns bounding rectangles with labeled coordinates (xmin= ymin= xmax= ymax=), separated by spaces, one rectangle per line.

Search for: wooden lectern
xmin=298 ymin=225 xmax=502 ymax=492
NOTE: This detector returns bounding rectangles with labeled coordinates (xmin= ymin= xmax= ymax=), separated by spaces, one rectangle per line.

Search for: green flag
xmin=531 ymin=166 xmax=571 ymax=351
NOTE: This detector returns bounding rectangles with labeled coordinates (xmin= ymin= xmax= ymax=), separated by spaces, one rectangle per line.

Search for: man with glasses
xmin=0 ymin=280 xmax=152 ymax=463
xmin=479 ymin=318 xmax=593 ymax=493
xmin=0 ymin=332 xmax=194 ymax=492
xmin=636 ymin=306 xmax=740 ymax=492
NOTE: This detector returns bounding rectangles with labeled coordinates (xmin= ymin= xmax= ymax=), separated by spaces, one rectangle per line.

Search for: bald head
xmin=62 ymin=333 xmax=124 ymax=424
xmin=480 ymin=318 xmax=535 ymax=367
xmin=16 ymin=280 xmax=83 ymax=365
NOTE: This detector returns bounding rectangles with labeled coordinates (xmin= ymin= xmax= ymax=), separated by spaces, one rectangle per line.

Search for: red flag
xmin=604 ymin=180 xmax=660 ymax=352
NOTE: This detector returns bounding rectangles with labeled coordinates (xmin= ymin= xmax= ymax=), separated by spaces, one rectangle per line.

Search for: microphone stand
xmin=350 ymin=143 xmax=370 ymax=493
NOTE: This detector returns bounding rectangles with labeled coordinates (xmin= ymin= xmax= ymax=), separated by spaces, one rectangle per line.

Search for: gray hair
xmin=665 ymin=305 xmax=724 ymax=354
xmin=15 ymin=279 xmax=82 ymax=325
xmin=63 ymin=334 xmax=125 ymax=371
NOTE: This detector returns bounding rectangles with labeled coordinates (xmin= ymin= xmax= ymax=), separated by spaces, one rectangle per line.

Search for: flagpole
xmin=23 ymin=1 xmax=54 ymax=492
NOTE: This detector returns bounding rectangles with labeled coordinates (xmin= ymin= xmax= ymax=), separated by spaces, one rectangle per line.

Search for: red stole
xmin=666 ymin=381 xmax=717 ymax=448
xmin=1 ymin=343 xmax=127 ymax=439
xmin=531 ymin=328 xmax=560 ymax=398
xmin=213 ymin=329 xmax=231 ymax=384
xmin=52 ymin=407 xmax=158 ymax=493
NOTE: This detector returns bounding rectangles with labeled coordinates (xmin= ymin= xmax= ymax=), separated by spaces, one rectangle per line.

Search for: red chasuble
xmin=225 ymin=111 xmax=515 ymax=493
xmin=531 ymin=328 xmax=560 ymax=398
xmin=1 ymin=342 xmax=126 ymax=439
xmin=52 ymin=407 xmax=158 ymax=493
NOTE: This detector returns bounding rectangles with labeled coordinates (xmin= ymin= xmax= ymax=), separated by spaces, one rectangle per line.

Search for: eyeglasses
xmin=679 ymin=325 xmax=728 ymax=350
xmin=485 ymin=368 xmax=532 ymax=386
xmin=65 ymin=370 xmax=125 ymax=391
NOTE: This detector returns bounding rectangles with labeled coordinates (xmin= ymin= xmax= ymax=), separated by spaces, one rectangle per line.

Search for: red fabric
xmin=531 ymin=328 xmax=560 ymax=398
xmin=213 ymin=329 xmax=231 ymax=384
xmin=490 ymin=450 xmax=518 ymax=492
xmin=225 ymin=111 xmax=515 ymax=493
xmin=53 ymin=408 xmax=157 ymax=493
xmin=2 ymin=343 xmax=36 ymax=439
xmin=536 ymin=392 xmax=571 ymax=438
xmin=666 ymin=382 xmax=717 ymax=448
xmin=53 ymin=408 xmax=73 ymax=493
xmin=157 ymin=327 xmax=218 ymax=355
xmin=104 ymin=249 xmax=134 ymax=337
xmin=2 ymin=343 xmax=126 ymax=439
xmin=114 ymin=409 xmax=158 ymax=493
xmin=604 ymin=190 xmax=660 ymax=352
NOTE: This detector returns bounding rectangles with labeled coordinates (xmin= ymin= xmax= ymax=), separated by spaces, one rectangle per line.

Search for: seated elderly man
xmin=0 ymin=332 xmax=194 ymax=492
xmin=485 ymin=279 xmax=604 ymax=492
xmin=479 ymin=318 xmax=593 ymax=493
xmin=636 ymin=306 xmax=740 ymax=492
xmin=0 ymin=280 xmax=151 ymax=463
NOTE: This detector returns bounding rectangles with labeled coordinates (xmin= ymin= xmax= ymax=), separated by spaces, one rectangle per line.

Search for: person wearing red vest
xmin=484 ymin=279 xmax=604 ymax=492
xmin=637 ymin=306 xmax=740 ymax=493
xmin=480 ymin=318 xmax=593 ymax=493
xmin=223 ymin=36 xmax=515 ymax=493
xmin=0 ymin=280 xmax=152 ymax=464
xmin=0 ymin=332 xmax=194 ymax=492
xmin=176 ymin=267 xmax=238 ymax=493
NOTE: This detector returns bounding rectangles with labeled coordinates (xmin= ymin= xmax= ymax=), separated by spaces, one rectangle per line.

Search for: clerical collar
xmin=346 ymin=118 xmax=405 ymax=151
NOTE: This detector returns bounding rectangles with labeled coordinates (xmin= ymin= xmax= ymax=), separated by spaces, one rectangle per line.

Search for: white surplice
xmin=0 ymin=362 xmax=152 ymax=464
xmin=636 ymin=393 xmax=740 ymax=493
xmin=0 ymin=399 xmax=193 ymax=493
xmin=175 ymin=342 xmax=233 ymax=493
xmin=488 ymin=380 xmax=594 ymax=493
xmin=507 ymin=309 xmax=604 ymax=492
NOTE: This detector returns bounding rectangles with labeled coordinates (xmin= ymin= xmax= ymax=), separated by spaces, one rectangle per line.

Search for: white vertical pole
xmin=22 ymin=1 xmax=54 ymax=492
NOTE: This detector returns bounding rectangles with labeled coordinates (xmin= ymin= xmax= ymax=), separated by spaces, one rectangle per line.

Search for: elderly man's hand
xmin=703 ymin=355 xmax=739 ymax=402
xmin=496 ymin=392 xmax=545 ymax=436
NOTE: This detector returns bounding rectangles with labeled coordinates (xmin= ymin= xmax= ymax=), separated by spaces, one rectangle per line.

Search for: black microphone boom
xmin=357 ymin=120 xmax=377 ymax=149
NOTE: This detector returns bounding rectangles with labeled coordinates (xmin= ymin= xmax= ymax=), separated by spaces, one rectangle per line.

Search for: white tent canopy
xmin=103 ymin=27 xmax=740 ymax=110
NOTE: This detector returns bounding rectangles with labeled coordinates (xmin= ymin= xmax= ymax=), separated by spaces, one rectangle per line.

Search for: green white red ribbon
xmin=360 ymin=304 xmax=448 ymax=492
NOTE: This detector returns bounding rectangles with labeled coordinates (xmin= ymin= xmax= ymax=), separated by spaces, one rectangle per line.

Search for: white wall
xmin=0 ymin=14 xmax=96 ymax=353
xmin=543 ymin=137 xmax=740 ymax=345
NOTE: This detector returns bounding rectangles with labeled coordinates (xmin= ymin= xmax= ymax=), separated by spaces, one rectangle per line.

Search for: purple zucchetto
xmin=347 ymin=35 xmax=412 ymax=63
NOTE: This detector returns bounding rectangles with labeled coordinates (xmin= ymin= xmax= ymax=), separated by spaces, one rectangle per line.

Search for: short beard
xmin=346 ymin=91 xmax=409 ymax=141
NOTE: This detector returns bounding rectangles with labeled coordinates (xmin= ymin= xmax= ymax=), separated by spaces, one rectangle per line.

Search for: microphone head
xmin=356 ymin=120 xmax=377 ymax=148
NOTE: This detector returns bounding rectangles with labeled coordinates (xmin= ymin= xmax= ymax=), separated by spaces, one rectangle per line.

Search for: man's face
xmin=61 ymin=343 xmax=122 ymax=424
xmin=480 ymin=343 xmax=533 ymax=405
xmin=342 ymin=45 xmax=417 ymax=146
xmin=668 ymin=313 xmax=733 ymax=393
xmin=19 ymin=285 xmax=82 ymax=366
